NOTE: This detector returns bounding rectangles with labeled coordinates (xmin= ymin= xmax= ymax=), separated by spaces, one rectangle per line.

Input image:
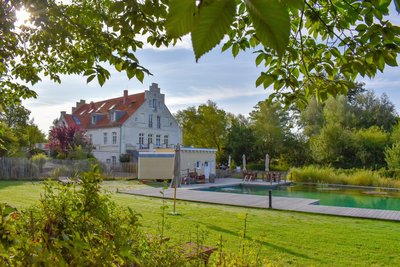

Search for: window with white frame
xmin=139 ymin=133 xmax=144 ymax=145
xmin=112 ymin=156 xmax=117 ymax=165
xmin=157 ymin=116 xmax=161 ymax=129
xmin=156 ymin=134 xmax=161 ymax=146
xmin=112 ymin=132 xmax=117 ymax=144
xmin=152 ymin=99 xmax=157 ymax=109
xmin=148 ymin=114 xmax=153 ymax=128
xmin=148 ymin=134 xmax=153 ymax=145
xmin=103 ymin=132 xmax=108 ymax=145
xmin=164 ymin=135 xmax=168 ymax=147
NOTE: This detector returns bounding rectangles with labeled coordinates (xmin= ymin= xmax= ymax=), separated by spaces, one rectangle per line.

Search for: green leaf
xmin=245 ymin=0 xmax=290 ymax=56
xmin=136 ymin=69 xmax=145 ymax=82
xmin=255 ymin=53 xmax=264 ymax=66
xmin=283 ymin=0 xmax=304 ymax=10
xmin=192 ymin=0 xmax=236 ymax=61
xmin=256 ymin=73 xmax=266 ymax=87
xmin=127 ymin=66 xmax=135 ymax=79
xmin=97 ymin=73 xmax=105 ymax=86
xmin=165 ymin=0 xmax=196 ymax=38
xmin=383 ymin=51 xmax=398 ymax=66
xmin=396 ymin=0 xmax=400 ymax=13
xmin=355 ymin=24 xmax=368 ymax=32
xmin=115 ymin=62 xmax=123 ymax=72
xmin=377 ymin=53 xmax=385 ymax=71
xmin=263 ymin=75 xmax=275 ymax=88
xmin=86 ymin=75 xmax=96 ymax=83
xmin=232 ymin=43 xmax=240 ymax=57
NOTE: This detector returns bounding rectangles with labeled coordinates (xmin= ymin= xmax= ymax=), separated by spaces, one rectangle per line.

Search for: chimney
xmin=123 ymin=90 xmax=128 ymax=104
xmin=72 ymin=107 xmax=76 ymax=113
xmin=60 ymin=111 xmax=66 ymax=118
xmin=80 ymin=99 xmax=86 ymax=105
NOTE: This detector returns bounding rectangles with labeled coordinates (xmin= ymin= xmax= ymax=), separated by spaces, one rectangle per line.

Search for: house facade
xmin=58 ymin=83 xmax=182 ymax=163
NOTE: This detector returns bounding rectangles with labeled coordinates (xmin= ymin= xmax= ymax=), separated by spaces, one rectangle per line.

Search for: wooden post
xmin=268 ymin=190 xmax=272 ymax=208
xmin=173 ymin=186 xmax=177 ymax=213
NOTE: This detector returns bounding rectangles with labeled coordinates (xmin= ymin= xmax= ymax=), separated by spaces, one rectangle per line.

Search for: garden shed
xmin=137 ymin=147 xmax=217 ymax=181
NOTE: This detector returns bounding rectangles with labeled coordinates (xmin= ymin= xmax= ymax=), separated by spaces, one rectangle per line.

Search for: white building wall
xmin=88 ymin=126 xmax=121 ymax=163
xmin=121 ymin=84 xmax=182 ymax=152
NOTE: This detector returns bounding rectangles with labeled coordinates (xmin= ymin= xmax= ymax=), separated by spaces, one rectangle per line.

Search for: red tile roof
xmin=65 ymin=92 xmax=145 ymax=129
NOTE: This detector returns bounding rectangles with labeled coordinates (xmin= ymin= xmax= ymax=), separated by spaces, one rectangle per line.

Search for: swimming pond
xmin=196 ymin=184 xmax=400 ymax=211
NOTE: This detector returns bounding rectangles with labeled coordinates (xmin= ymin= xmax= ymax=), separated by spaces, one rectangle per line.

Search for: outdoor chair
xmin=58 ymin=176 xmax=71 ymax=184
xmin=197 ymin=174 xmax=206 ymax=184
xmin=182 ymin=242 xmax=216 ymax=265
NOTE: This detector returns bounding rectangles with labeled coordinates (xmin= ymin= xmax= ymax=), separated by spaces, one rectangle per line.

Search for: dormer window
xmin=91 ymin=115 xmax=96 ymax=124
xmin=110 ymin=111 xmax=117 ymax=122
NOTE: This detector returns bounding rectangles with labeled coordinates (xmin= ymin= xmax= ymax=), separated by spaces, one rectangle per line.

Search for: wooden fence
xmin=0 ymin=157 xmax=137 ymax=180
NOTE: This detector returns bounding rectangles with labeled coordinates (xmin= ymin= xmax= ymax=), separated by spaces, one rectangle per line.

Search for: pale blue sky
xmin=23 ymin=8 xmax=400 ymax=133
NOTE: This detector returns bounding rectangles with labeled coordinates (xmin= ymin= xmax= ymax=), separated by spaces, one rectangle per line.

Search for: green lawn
xmin=1 ymin=180 xmax=399 ymax=266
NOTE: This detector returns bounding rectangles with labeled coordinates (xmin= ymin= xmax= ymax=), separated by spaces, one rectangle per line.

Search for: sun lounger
xmin=58 ymin=176 xmax=71 ymax=184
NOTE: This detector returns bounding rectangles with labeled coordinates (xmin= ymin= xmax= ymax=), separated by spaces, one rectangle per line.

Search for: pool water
xmin=197 ymin=184 xmax=400 ymax=211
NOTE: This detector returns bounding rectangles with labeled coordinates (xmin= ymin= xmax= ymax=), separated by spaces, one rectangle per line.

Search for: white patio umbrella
xmin=170 ymin=144 xmax=181 ymax=215
xmin=265 ymin=154 xmax=270 ymax=172
xmin=228 ymin=155 xmax=231 ymax=169
xmin=171 ymin=144 xmax=181 ymax=188
xmin=242 ymin=154 xmax=246 ymax=171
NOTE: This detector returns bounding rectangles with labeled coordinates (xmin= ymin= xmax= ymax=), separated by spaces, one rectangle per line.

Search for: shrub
xmin=230 ymin=159 xmax=237 ymax=170
xmin=119 ymin=153 xmax=131 ymax=163
xmin=289 ymin=166 xmax=400 ymax=188
xmin=247 ymin=162 xmax=264 ymax=171
xmin=0 ymin=165 xmax=188 ymax=266
xmin=385 ymin=142 xmax=400 ymax=170
xmin=32 ymin=153 xmax=47 ymax=173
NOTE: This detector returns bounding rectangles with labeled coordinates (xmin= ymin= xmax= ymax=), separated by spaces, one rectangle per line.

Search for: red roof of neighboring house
xmin=64 ymin=91 xmax=145 ymax=129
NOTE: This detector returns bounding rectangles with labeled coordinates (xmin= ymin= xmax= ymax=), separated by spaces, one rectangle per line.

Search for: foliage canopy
xmin=1 ymin=0 xmax=399 ymax=107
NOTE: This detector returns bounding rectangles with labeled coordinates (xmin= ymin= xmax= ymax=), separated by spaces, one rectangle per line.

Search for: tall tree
xmin=223 ymin=114 xmax=255 ymax=165
xmin=353 ymin=126 xmax=389 ymax=168
xmin=0 ymin=103 xmax=30 ymax=128
xmin=24 ymin=123 xmax=47 ymax=154
xmin=249 ymin=101 xmax=290 ymax=159
xmin=300 ymin=97 xmax=324 ymax=137
xmin=0 ymin=122 xmax=19 ymax=156
xmin=351 ymin=92 xmax=397 ymax=131
xmin=175 ymin=101 xmax=227 ymax=160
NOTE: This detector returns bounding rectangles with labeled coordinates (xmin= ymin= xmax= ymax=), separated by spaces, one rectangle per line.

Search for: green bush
xmin=32 ymin=153 xmax=47 ymax=173
xmin=385 ymin=142 xmax=400 ymax=170
xmin=0 ymin=165 xmax=187 ymax=266
xmin=0 ymin=165 xmax=271 ymax=266
xmin=246 ymin=162 xmax=264 ymax=171
xmin=230 ymin=159 xmax=237 ymax=170
xmin=289 ymin=165 xmax=400 ymax=188
xmin=119 ymin=153 xmax=131 ymax=163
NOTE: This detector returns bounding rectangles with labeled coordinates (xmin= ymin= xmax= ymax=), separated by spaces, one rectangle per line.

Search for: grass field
xmin=1 ymin=180 xmax=399 ymax=266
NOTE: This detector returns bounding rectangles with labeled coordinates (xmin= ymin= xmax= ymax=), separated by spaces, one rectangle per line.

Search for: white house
xmin=58 ymin=83 xmax=182 ymax=164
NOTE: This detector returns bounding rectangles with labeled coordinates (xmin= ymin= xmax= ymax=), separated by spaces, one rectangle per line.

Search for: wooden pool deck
xmin=119 ymin=178 xmax=400 ymax=221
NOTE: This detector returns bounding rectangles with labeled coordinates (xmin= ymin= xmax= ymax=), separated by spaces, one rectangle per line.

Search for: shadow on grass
xmin=204 ymin=224 xmax=325 ymax=264
xmin=0 ymin=180 xmax=42 ymax=189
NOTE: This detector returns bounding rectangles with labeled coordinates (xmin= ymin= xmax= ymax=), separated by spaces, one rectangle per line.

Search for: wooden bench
xmin=182 ymin=242 xmax=216 ymax=264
